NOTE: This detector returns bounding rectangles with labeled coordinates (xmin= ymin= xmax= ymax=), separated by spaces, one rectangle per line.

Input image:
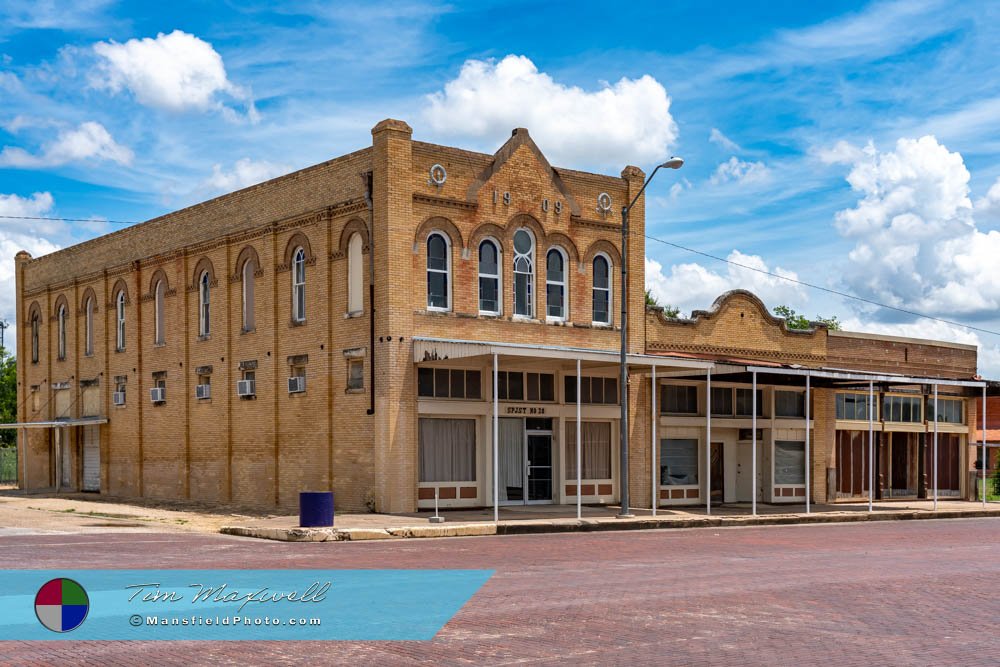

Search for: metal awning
xmin=0 ymin=418 xmax=108 ymax=429
xmin=412 ymin=337 xmax=715 ymax=371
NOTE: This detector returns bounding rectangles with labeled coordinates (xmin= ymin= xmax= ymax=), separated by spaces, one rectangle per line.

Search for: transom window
xmin=927 ymin=398 xmax=964 ymax=424
xmin=710 ymin=387 xmax=764 ymax=417
xmin=592 ymin=255 xmax=611 ymax=325
xmin=426 ymin=233 xmax=450 ymax=311
xmin=661 ymin=385 xmax=698 ymax=414
xmin=883 ymin=395 xmax=922 ymax=423
xmin=835 ymin=392 xmax=872 ymax=420
xmin=496 ymin=371 xmax=554 ymax=402
xmin=513 ymin=229 xmax=534 ymax=317
xmin=546 ymin=248 xmax=566 ymax=320
xmin=292 ymin=247 xmax=306 ymax=322
xmin=564 ymin=376 xmax=619 ymax=405
xmin=774 ymin=390 xmax=805 ymax=418
xmin=478 ymin=239 xmax=500 ymax=314
xmin=418 ymin=368 xmax=482 ymax=400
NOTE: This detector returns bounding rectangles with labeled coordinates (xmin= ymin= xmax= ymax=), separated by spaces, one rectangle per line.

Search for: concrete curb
xmin=220 ymin=508 xmax=1000 ymax=542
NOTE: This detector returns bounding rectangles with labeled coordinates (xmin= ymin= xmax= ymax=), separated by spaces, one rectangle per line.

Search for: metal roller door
xmin=82 ymin=425 xmax=100 ymax=492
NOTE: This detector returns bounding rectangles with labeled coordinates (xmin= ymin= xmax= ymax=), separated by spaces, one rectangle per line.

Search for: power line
xmin=641 ymin=231 xmax=1000 ymax=339
xmin=0 ymin=215 xmax=137 ymax=225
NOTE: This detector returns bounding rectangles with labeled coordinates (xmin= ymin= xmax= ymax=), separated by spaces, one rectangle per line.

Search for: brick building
xmin=13 ymin=119 xmax=989 ymax=513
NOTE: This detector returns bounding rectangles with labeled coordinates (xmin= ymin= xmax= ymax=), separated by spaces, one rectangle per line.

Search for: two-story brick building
xmin=13 ymin=119 xmax=989 ymax=514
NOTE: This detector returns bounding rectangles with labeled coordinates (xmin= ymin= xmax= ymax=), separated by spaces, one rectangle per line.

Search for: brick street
xmin=2 ymin=517 xmax=998 ymax=666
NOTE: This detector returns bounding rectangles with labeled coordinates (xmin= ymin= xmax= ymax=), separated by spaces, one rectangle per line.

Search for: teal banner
xmin=0 ymin=569 xmax=493 ymax=640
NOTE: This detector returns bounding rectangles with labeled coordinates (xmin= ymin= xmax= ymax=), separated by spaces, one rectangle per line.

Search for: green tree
xmin=645 ymin=289 xmax=681 ymax=318
xmin=0 ymin=347 xmax=15 ymax=447
xmin=774 ymin=305 xmax=841 ymax=331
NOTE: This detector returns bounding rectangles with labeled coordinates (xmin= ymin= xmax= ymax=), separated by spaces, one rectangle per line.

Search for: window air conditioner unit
xmin=195 ymin=384 xmax=211 ymax=400
xmin=237 ymin=379 xmax=256 ymax=397
xmin=150 ymin=387 xmax=166 ymax=403
xmin=112 ymin=391 xmax=126 ymax=406
xmin=287 ymin=376 xmax=306 ymax=394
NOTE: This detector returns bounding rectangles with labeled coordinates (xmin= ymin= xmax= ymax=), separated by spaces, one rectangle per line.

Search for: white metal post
xmin=983 ymin=386 xmax=988 ymax=507
xmin=868 ymin=380 xmax=874 ymax=513
xmin=493 ymin=353 xmax=499 ymax=523
xmin=651 ymin=365 xmax=657 ymax=517
xmin=752 ymin=371 xmax=757 ymax=517
xmin=577 ymin=358 xmax=582 ymax=521
xmin=706 ymin=368 xmax=712 ymax=516
xmin=805 ymin=372 xmax=811 ymax=514
xmin=933 ymin=384 xmax=938 ymax=511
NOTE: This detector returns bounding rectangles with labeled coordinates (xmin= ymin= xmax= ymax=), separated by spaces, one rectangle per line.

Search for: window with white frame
xmin=661 ymin=384 xmax=698 ymax=414
xmin=292 ymin=247 xmax=306 ymax=322
xmin=154 ymin=280 xmax=166 ymax=345
xmin=835 ymin=392 xmax=872 ymax=420
xmin=478 ymin=239 xmax=500 ymax=315
xmin=198 ymin=271 xmax=211 ymax=337
xmin=115 ymin=291 xmax=126 ymax=351
xmin=882 ymin=394 xmax=921 ymax=423
xmin=418 ymin=418 xmax=476 ymax=482
xmin=347 ymin=233 xmax=363 ymax=315
xmin=84 ymin=297 xmax=94 ymax=356
xmin=565 ymin=421 xmax=612 ymax=480
xmin=513 ymin=229 xmax=534 ymax=317
xmin=426 ymin=233 xmax=450 ymax=311
xmin=242 ymin=258 xmax=255 ymax=332
xmin=31 ymin=312 xmax=39 ymax=363
xmin=592 ymin=255 xmax=611 ymax=324
xmin=774 ymin=441 xmax=805 ymax=485
xmin=56 ymin=304 xmax=67 ymax=360
xmin=927 ymin=397 xmax=964 ymax=424
xmin=661 ymin=439 xmax=698 ymax=485
xmin=774 ymin=390 xmax=805 ymax=418
xmin=546 ymin=247 xmax=566 ymax=320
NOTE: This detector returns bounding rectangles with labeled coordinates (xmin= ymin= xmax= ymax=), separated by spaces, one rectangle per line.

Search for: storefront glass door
xmin=498 ymin=418 xmax=553 ymax=505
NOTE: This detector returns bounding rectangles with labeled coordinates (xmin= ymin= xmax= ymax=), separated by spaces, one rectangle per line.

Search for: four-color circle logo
xmin=35 ymin=578 xmax=89 ymax=632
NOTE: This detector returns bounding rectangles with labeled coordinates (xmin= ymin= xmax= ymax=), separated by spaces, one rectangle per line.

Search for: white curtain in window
xmin=565 ymin=422 xmax=612 ymax=480
xmin=498 ymin=417 xmax=523 ymax=501
xmin=418 ymin=418 xmax=476 ymax=482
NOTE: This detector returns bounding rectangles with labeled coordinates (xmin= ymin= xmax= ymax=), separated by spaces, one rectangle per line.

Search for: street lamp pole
xmin=618 ymin=157 xmax=684 ymax=519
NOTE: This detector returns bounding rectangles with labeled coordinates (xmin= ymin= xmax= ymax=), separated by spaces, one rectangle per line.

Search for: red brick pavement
xmin=1 ymin=518 xmax=998 ymax=666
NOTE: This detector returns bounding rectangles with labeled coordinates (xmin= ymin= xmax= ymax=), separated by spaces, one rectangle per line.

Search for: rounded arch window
xmin=426 ymin=232 xmax=450 ymax=310
xmin=513 ymin=229 xmax=535 ymax=317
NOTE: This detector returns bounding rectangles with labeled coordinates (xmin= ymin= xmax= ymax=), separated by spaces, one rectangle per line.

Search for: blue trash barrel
xmin=299 ymin=491 xmax=334 ymax=527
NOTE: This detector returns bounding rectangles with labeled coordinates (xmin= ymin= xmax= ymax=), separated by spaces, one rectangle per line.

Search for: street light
xmin=618 ymin=157 xmax=684 ymax=518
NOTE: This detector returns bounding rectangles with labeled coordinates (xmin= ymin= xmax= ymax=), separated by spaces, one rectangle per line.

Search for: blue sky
xmin=2 ymin=0 xmax=999 ymax=373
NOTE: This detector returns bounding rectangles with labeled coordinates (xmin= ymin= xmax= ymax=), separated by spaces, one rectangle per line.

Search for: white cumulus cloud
xmin=0 ymin=192 xmax=63 ymax=355
xmin=0 ymin=121 xmax=133 ymax=167
xmin=199 ymin=158 xmax=293 ymax=197
xmin=710 ymin=156 xmax=770 ymax=185
xmin=832 ymin=135 xmax=1000 ymax=318
xmin=423 ymin=55 xmax=677 ymax=167
xmin=975 ymin=175 xmax=1000 ymax=222
xmin=91 ymin=30 xmax=256 ymax=120
xmin=645 ymin=252 xmax=804 ymax=317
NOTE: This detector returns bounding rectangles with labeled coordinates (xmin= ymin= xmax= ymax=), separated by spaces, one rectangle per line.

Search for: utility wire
xmin=6 ymin=214 xmax=998 ymax=339
xmin=641 ymin=230 xmax=1000 ymax=339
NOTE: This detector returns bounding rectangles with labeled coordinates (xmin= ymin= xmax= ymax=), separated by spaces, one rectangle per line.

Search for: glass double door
xmin=499 ymin=418 xmax=553 ymax=504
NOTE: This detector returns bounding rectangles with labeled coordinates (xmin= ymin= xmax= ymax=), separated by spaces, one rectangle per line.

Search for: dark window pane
xmin=434 ymin=369 xmax=449 ymax=398
xmin=564 ymin=375 xmax=577 ymax=403
xmin=593 ymin=289 xmax=609 ymax=323
xmin=581 ymin=377 xmax=592 ymax=404
xmin=591 ymin=377 xmax=604 ymax=404
xmin=428 ymin=271 xmax=447 ymax=308
xmin=593 ymin=256 xmax=609 ymax=288
xmin=711 ymin=387 xmax=733 ymax=416
xmin=427 ymin=235 xmax=447 ymax=271
xmin=527 ymin=373 xmax=540 ymax=402
xmin=466 ymin=371 xmax=481 ymax=400
xmin=775 ymin=391 xmax=804 ymax=418
xmin=546 ymin=283 xmax=564 ymax=318
xmin=418 ymin=368 xmax=434 ymax=397
xmin=507 ymin=372 xmax=524 ymax=401
xmin=497 ymin=372 xmax=508 ymax=400
xmin=515 ymin=273 xmax=531 ymax=316
xmin=546 ymin=250 xmax=564 ymax=281
xmin=605 ymin=378 xmax=618 ymax=404
xmin=479 ymin=241 xmax=497 ymax=274
xmin=450 ymin=369 xmax=465 ymax=399
xmin=479 ymin=277 xmax=498 ymax=312
xmin=540 ymin=374 xmax=554 ymax=402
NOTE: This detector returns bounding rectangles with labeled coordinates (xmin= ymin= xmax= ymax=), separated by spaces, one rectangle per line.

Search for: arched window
xmin=513 ymin=229 xmax=534 ymax=317
xmin=31 ymin=312 xmax=40 ymax=363
xmin=592 ymin=255 xmax=612 ymax=325
xmin=84 ymin=297 xmax=94 ymax=356
xmin=116 ymin=291 xmax=126 ymax=351
xmin=242 ymin=258 xmax=256 ymax=332
xmin=154 ymin=280 xmax=166 ymax=345
xmin=426 ymin=232 xmax=450 ymax=311
xmin=478 ymin=239 xmax=500 ymax=315
xmin=198 ymin=271 xmax=211 ymax=337
xmin=292 ymin=247 xmax=306 ymax=322
xmin=347 ymin=233 xmax=363 ymax=315
xmin=57 ymin=304 xmax=67 ymax=360
xmin=546 ymin=248 xmax=567 ymax=320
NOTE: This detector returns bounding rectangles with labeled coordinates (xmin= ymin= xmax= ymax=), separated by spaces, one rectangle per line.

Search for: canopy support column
xmin=983 ymin=385 xmax=988 ymax=507
xmin=752 ymin=371 xmax=757 ymax=517
xmin=577 ymin=358 xmax=582 ymax=521
xmin=933 ymin=384 xmax=938 ymax=511
xmin=493 ymin=353 xmax=499 ymax=524
xmin=805 ymin=372 xmax=811 ymax=514
xmin=868 ymin=380 xmax=874 ymax=513
xmin=706 ymin=368 xmax=712 ymax=516
xmin=650 ymin=365 xmax=657 ymax=517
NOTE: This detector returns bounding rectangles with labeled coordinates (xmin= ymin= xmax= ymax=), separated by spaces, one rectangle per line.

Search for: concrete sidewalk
xmin=220 ymin=499 xmax=1000 ymax=542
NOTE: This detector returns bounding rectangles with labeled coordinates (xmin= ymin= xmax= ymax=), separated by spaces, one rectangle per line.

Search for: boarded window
xmin=774 ymin=441 xmax=805 ymax=485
